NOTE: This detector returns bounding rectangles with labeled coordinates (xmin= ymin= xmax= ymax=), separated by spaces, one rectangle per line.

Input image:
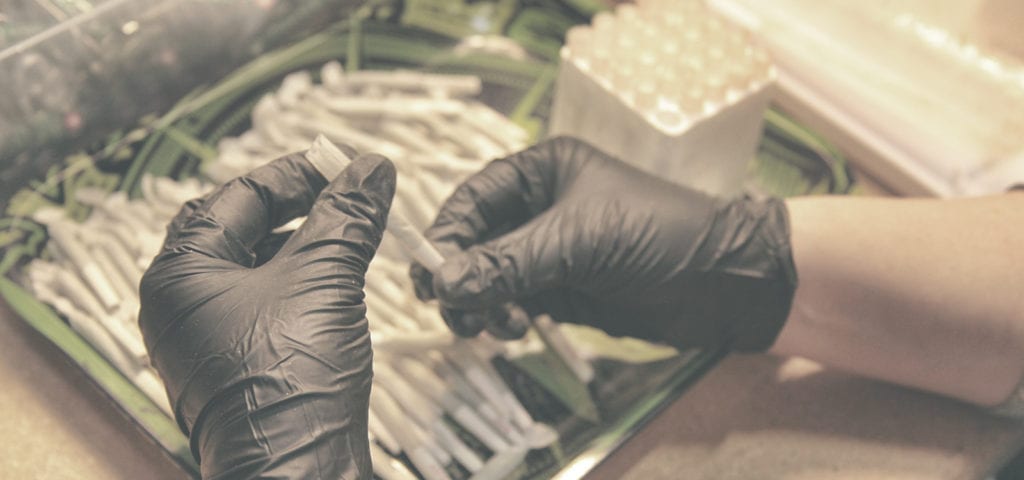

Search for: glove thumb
xmin=278 ymin=153 xmax=396 ymax=271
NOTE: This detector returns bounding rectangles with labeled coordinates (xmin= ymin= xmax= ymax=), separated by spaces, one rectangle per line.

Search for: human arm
xmin=413 ymin=135 xmax=1024 ymax=409
xmin=411 ymin=136 xmax=796 ymax=352
xmin=139 ymin=150 xmax=395 ymax=479
xmin=772 ymin=193 xmax=1024 ymax=407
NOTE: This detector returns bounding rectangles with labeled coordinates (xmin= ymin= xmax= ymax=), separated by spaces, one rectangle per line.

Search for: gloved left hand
xmin=139 ymin=150 xmax=395 ymax=479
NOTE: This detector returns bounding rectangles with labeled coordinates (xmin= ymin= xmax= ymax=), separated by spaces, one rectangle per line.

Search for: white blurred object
xmin=549 ymin=0 xmax=774 ymax=197
xmin=710 ymin=0 xmax=1024 ymax=196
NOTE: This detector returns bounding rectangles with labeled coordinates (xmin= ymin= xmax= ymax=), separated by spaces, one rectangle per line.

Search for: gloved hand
xmin=411 ymin=136 xmax=797 ymax=352
xmin=139 ymin=149 xmax=395 ymax=479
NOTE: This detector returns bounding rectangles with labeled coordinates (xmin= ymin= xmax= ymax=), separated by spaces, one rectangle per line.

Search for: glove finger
xmin=161 ymin=152 xmax=327 ymax=267
xmin=408 ymin=222 xmax=517 ymax=302
xmin=440 ymin=303 xmax=531 ymax=339
xmin=424 ymin=137 xmax=576 ymax=252
xmin=164 ymin=196 xmax=205 ymax=245
xmin=432 ymin=208 xmax=568 ymax=310
xmin=485 ymin=303 xmax=531 ymax=340
xmin=253 ymin=230 xmax=293 ymax=267
xmin=410 ymin=262 xmax=435 ymax=301
xmin=277 ymin=153 xmax=396 ymax=281
xmin=440 ymin=307 xmax=488 ymax=337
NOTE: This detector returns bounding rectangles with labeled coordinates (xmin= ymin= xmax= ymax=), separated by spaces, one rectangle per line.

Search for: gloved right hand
xmin=411 ymin=136 xmax=797 ymax=352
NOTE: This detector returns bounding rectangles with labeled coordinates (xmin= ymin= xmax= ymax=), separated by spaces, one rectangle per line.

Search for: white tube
xmin=89 ymin=246 xmax=135 ymax=303
xmin=342 ymin=70 xmax=482 ymax=97
xmin=275 ymin=71 xmax=314 ymax=108
xmin=369 ymin=441 xmax=418 ymax=480
xmin=393 ymin=170 xmax=440 ymax=229
xmin=432 ymin=421 xmax=484 ymax=473
xmin=381 ymin=120 xmax=439 ymax=154
xmin=368 ymin=407 xmax=402 ymax=455
xmin=432 ymin=354 xmax=524 ymax=445
xmin=533 ymin=315 xmax=596 ymax=383
xmin=34 ymin=283 xmax=136 ymax=376
xmin=373 ymin=331 xmax=454 ymax=353
xmin=407 ymin=153 xmax=484 ymax=178
xmin=108 ymin=222 xmax=144 ymax=256
xmin=463 ymin=102 xmax=530 ymax=147
xmin=362 ymin=269 xmax=410 ymax=311
xmin=444 ymin=347 xmax=512 ymax=421
xmin=44 ymin=221 xmax=120 ymax=311
xmin=93 ymin=231 xmax=144 ymax=289
xmin=304 ymin=135 xmax=446 ymax=273
xmin=411 ymin=301 xmax=447 ymax=332
xmin=391 ymin=176 xmax=434 ymax=231
xmin=101 ymin=192 xmax=163 ymax=235
xmin=133 ymin=368 xmax=173 ymax=417
xmin=139 ymin=174 xmax=185 ymax=217
xmin=468 ymin=444 xmax=529 ymax=480
xmin=396 ymin=358 xmax=510 ymax=454
xmin=364 ymin=293 xmax=420 ymax=332
xmin=319 ymin=61 xmax=346 ymax=92
xmin=376 ymin=362 xmax=479 ymax=470
xmin=369 ymin=388 xmax=451 ymax=480
xmin=313 ymin=91 xmax=468 ymax=118
xmin=55 ymin=271 xmax=147 ymax=364
xmin=374 ymin=364 xmax=443 ymax=428
xmin=414 ymin=167 xmax=458 ymax=208
xmin=451 ymin=343 xmax=535 ymax=433
xmin=382 ymin=358 xmax=493 ymax=468
xmin=152 ymin=175 xmax=203 ymax=206
xmin=290 ymin=110 xmax=407 ymax=161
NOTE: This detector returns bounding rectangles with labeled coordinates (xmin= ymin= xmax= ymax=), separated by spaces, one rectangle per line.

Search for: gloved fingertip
xmin=484 ymin=304 xmax=530 ymax=340
xmin=316 ymin=154 xmax=397 ymax=230
xmin=340 ymin=153 xmax=397 ymax=200
xmin=409 ymin=263 xmax=436 ymax=301
xmin=432 ymin=254 xmax=475 ymax=306
xmin=441 ymin=308 xmax=486 ymax=338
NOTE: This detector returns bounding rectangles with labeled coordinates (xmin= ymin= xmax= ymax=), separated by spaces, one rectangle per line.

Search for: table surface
xmin=2 ymin=294 xmax=1023 ymax=480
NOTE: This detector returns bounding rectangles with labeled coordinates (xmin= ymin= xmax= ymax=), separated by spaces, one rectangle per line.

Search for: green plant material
xmin=97 ymin=127 xmax=150 ymax=160
xmin=5 ymin=154 xmax=118 ymax=220
xmin=505 ymin=8 xmax=577 ymax=61
xmin=510 ymin=64 xmax=557 ymax=139
xmin=401 ymin=0 xmax=519 ymax=38
xmin=559 ymin=324 xmax=678 ymax=364
xmin=555 ymin=0 xmax=608 ymax=18
xmin=347 ymin=14 xmax=364 ymax=72
xmin=163 ymin=126 xmax=219 ymax=165
xmin=558 ymin=345 xmax=727 ymax=475
xmin=120 ymin=21 xmax=553 ymax=197
xmin=762 ymin=108 xmax=853 ymax=194
xmin=5 ymin=190 xmax=56 ymax=220
xmin=0 ymin=218 xmax=47 ymax=276
xmin=118 ymin=29 xmax=350 ymax=194
xmin=513 ymin=345 xmax=601 ymax=423
xmin=0 ymin=278 xmax=198 ymax=475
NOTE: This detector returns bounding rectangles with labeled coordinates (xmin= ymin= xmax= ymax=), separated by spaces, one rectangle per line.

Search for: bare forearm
xmin=770 ymin=193 xmax=1024 ymax=406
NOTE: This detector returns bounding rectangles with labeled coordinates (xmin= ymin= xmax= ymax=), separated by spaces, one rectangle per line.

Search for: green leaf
xmin=513 ymin=339 xmax=601 ymax=423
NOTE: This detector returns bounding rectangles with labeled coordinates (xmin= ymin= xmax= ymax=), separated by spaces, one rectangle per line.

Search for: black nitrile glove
xmin=411 ymin=136 xmax=797 ymax=352
xmin=140 ymin=149 xmax=395 ymax=479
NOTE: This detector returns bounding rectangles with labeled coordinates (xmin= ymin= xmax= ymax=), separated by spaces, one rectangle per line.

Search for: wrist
xmin=702 ymin=196 xmax=798 ymax=351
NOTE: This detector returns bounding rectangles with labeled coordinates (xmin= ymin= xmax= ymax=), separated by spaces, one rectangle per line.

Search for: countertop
xmin=587 ymin=354 xmax=1024 ymax=480
xmin=2 ymin=296 xmax=1023 ymax=479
